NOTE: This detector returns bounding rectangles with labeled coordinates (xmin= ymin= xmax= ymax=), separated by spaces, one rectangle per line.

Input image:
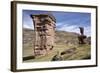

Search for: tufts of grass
xmin=23 ymin=43 xmax=91 ymax=62
xmin=63 ymin=44 xmax=91 ymax=60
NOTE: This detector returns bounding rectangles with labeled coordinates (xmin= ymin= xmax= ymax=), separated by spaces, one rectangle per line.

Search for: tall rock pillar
xmin=31 ymin=14 xmax=56 ymax=56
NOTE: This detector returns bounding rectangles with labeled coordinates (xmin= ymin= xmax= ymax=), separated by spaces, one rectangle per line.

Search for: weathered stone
xmin=51 ymin=51 xmax=63 ymax=61
xmin=31 ymin=14 xmax=56 ymax=56
xmin=78 ymin=27 xmax=86 ymax=44
xmin=51 ymin=55 xmax=63 ymax=61
xmin=61 ymin=47 xmax=76 ymax=55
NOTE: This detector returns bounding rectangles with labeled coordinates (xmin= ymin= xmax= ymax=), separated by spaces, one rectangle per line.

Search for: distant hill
xmin=23 ymin=28 xmax=81 ymax=47
xmin=23 ymin=28 xmax=91 ymax=48
xmin=55 ymin=30 xmax=79 ymax=45
xmin=23 ymin=28 xmax=91 ymax=61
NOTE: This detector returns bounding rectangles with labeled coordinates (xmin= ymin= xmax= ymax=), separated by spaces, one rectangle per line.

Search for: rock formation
xmin=31 ymin=14 xmax=56 ymax=56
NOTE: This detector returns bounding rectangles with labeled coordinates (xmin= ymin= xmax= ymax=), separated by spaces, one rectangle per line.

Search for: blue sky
xmin=23 ymin=10 xmax=91 ymax=36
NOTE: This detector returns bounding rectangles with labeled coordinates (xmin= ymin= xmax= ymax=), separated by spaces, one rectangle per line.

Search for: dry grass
xmin=23 ymin=43 xmax=91 ymax=62
xmin=23 ymin=29 xmax=91 ymax=62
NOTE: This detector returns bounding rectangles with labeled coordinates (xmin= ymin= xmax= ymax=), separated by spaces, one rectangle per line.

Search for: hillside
xmin=23 ymin=28 xmax=91 ymax=62
xmin=23 ymin=28 xmax=79 ymax=48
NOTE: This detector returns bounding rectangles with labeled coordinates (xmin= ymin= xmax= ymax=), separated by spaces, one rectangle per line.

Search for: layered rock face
xmin=30 ymin=14 xmax=56 ymax=56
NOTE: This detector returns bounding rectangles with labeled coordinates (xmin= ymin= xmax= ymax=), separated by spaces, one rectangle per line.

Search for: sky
xmin=22 ymin=10 xmax=91 ymax=36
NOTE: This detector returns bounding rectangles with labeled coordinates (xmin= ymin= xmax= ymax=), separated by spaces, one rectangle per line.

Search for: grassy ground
xmin=23 ymin=43 xmax=91 ymax=62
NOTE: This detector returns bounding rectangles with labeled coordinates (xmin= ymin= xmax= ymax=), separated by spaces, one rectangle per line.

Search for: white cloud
xmin=23 ymin=24 xmax=34 ymax=30
xmin=23 ymin=22 xmax=91 ymax=37
xmin=57 ymin=24 xmax=79 ymax=32
xmin=84 ymin=26 xmax=91 ymax=37
xmin=56 ymin=23 xmax=91 ymax=37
